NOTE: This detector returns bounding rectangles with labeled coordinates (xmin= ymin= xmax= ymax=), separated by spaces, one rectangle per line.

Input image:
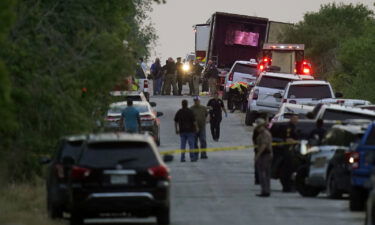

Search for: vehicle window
xmin=79 ymin=142 xmax=158 ymax=168
xmin=287 ymin=84 xmax=332 ymax=99
xmin=110 ymin=95 xmax=142 ymax=103
xmin=109 ymin=105 xmax=149 ymax=114
xmin=365 ymin=128 xmax=375 ymax=145
xmin=322 ymin=129 xmax=363 ymax=146
xmin=322 ymin=109 xmax=375 ymax=121
xmin=258 ymin=76 xmax=293 ymax=89
xmin=135 ymin=66 xmax=146 ymax=79
xmin=283 ymin=113 xmax=307 ymax=119
xmin=58 ymin=140 xmax=84 ymax=161
xmin=232 ymin=64 xmax=258 ymax=75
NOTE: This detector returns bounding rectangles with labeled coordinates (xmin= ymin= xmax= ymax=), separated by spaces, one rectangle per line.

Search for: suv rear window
xmin=79 ymin=142 xmax=158 ymax=168
xmin=322 ymin=109 xmax=375 ymax=121
xmin=258 ymin=76 xmax=293 ymax=89
xmin=365 ymin=128 xmax=375 ymax=145
xmin=58 ymin=140 xmax=84 ymax=161
xmin=111 ymin=95 xmax=142 ymax=102
xmin=109 ymin=105 xmax=149 ymax=114
xmin=233 ymin=64 xmax=258 ymax=75
xmin=287 ymin=84 xmax=332 ymax=99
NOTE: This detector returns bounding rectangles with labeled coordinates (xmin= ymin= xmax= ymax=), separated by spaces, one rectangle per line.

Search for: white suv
xmin=309 ymin=104 xmax=375 ymax=121
xmin=245 ymin=72 xmax=302 ymax=125
xmin=224 ymin=59 xmax=259 ymax=93
xmin=277 ymin=80 xmax=336 ymax=105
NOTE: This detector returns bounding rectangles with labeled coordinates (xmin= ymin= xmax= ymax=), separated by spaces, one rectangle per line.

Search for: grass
xmin=0 ymin=178 xmax=66 ymax=225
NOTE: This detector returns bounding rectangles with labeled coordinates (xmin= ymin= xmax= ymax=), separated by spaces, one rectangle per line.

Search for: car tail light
xmin=253 ymin=89 xmax=259 ymax=100
xmin=228 ymin=72 xmax=234 ymax=81
xmin=337 ymin=100 xmax=345 ymax=104
xmin=105 ymin=116 xmax=118 ymax=121
xmin=346 ymin=152 xmax=360 ymax=169
xmin=289 ymin=100 xmax=297 ymax=104
xmin=71 ymin=166 xmax=91 ymax=180
xmin=282 ymin=99 xmax=287 ymax=103
xmin=55 ymin=164 xmax=64 ymax=179
xmin=144 ymin=80 xmax=148 ymax=88
xmin=148 ymin=165 xmax=170 ymax=179
xmin=141 ymin=115 xmax=154 ymax=121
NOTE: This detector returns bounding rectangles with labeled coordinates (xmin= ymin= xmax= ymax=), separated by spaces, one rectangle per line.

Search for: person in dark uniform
xmin=176 ymin=57 xmax=184 ymax=95
xmin=280 ymin=114 xmax=299 ymax=192
xmin=309 ymin=119 xmax=326 ymax=144
xmin=207 ymin=92 xmax=227 ymax=141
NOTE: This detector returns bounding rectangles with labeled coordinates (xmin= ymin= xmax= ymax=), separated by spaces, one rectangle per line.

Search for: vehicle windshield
xmin=109 ymin=105 xmax=149 ymax=114
xmin=58 ymin=140 xmax=83 ymax=161
xmin=323 ymin=109 xmax=375 ymax=121
xmin=287 ymin=84 xmax=332 ymax=99
xmin=233 ymin=64 xmax=258 ymax=76
xmin=322 ymin=128 xmax=363 ymax=146
xmin=110 ymin=95 xmax=142 ymax=102
xmin=258 ymin=76 xmax=293 ymax=89
xmin=79 ymin=142 xmax=158 ymax=168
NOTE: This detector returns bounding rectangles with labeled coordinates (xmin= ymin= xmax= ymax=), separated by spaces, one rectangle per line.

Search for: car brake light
xmin=55 ymin=164 xmax=64 ymax=179
xmin=337 ymin=100 xmax=345 ymax=104
xmin=228 ymin=72 xmax=234 ymax=81
xmin=71 ymin=166 xmax=91 ymax=180
xmin=289 ymin=100 xmax=297 ymax=104
xmin=148 ymin=165 xmax=170 ymax=179
xmin=346 ymin=152 xmax=360 ymax=169
xmin=106 ymin=116 xmax=118 ymax=121
xmin=144 ymin=80 xmax=148 ymax=88
xmin=141 ymin=115 xmax=154 ymax=121
xmin=282 ymin=99 xmax=287 ymax=103
xmin=253 ymin=89 xmax=259 ymax=100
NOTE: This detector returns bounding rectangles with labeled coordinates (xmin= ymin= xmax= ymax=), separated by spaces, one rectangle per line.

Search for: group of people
xmin=150 ymin=58 xmax=220 ymax=96
xmin=174 ymin=93 xmax=227 ymax=162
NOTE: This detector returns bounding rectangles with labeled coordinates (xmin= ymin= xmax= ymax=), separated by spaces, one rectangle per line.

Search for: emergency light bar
xmin=263 ymin=43 xmax=305 ymax=50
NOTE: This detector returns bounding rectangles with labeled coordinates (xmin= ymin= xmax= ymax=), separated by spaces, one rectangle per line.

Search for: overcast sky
xmin=148 ymin=0 xmax=374 ymax=63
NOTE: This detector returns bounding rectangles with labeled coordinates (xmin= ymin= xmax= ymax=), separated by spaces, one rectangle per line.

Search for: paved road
xmin=84 ymin=92 xmax=364 ymax=225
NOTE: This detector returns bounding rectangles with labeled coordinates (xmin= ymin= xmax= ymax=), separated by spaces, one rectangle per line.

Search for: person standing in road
xmin=204 ymin=59 xmax=219 ymax=96
xmin=151 ymin=58 xmax=162 ymax=95
xmin=192 ymin=59 xmax=203 ymax=96
xmin=309 ymin=119 xmax=326 ymax=144
xmin=207 ymin=92 xmax=227 ymax=141
xmin=254 ymin=118 xmax=273 ymax=197
xmin=163 ymin=57 xmax=178 ymax=95
xmin=176 ymin=57 xmax=184 ymax=95
xmin=175 ymin=99 xmax=199 ymax=162
xmin=190 ymin=96 xmax=208 ymax=159
xmin=120 ymin=99 xmax=140 ymax=133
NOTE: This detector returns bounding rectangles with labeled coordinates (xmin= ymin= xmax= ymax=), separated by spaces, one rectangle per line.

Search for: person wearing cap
xmin=254 ymin=118 xmax=273 ymax=197
xmin=207 ymin=92 xmax=227 ymax=141
xmin=190 ymin=96 xmax=208 ymax=159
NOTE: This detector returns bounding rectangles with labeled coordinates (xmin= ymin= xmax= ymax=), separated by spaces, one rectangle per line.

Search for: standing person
xmin=309 ymin=119 xmax=326 ymax=144
xmin=190 ymin=96 xmax=208 ymax=159
xmin=192 ymin=59 xmax=203 ymax=96
xmin=120 ymin=99 xmax=140 ymax=133
xmin=254 ymin=118 xmax=273 ymax=197
xmin=151 ymin=58 xmax=162 ymax=95
xmin=176 ymin=57 xmax=184 ymax=95
xmin=139 ymin=57 xmax=148 ymax=72
xmin=187 ymin=60 xmax=195 ymax=95
xmin=207 ymin=92 xmax=227 ymax=141
xmin=174 ymin=100 xmax=198 ymax=162
xmin=204 ymin=59 xmax=219 ymax=96
xmin=280 ymin=114 xmax=299 ymax=192
xmin=163 ymin=58 xmax=178 ymax=95
xmin=161 ymin=60 xmax=168 ymax=95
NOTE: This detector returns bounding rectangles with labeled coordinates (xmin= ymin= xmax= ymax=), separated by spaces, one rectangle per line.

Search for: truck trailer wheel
xmin=295 ymin=166 xmax=320 ymax=197
xmin=326 ymin=170 xmax=343 ymax=199
xmin=350 ymin=186 xmax=367 ymax=211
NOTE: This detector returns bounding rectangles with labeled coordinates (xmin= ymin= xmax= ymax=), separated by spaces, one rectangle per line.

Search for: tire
xmin=350 ymin=186 xmax=367 ymax=211
xmin=326 ymin=170 xmax=343 ymax=199
xmin=70 ymin=213 xmax=84 ymax=225
xmin=295 ymin=166 xmax=320 ymax=197
xmin=245 ymin=110 xmax=257 ymax=126
xmin=47 ymin=196 xmax=63 ymax=219
xmin=156 ymin=207 xmax=170 ymax=225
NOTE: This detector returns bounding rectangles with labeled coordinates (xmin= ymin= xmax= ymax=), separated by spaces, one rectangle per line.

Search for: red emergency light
xmin=258 ymin=57 xmax=272 ymax=72
xmin=296 ymin=60 xmax=313 ymax=75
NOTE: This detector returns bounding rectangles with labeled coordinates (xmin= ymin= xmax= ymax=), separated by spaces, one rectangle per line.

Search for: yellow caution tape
xmin=159 ymin=141 xmax=300 ymax=155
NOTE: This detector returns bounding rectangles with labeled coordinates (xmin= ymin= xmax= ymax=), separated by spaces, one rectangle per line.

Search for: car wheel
xmin=326 ymin=170 xmax=343 ymax=199
xmin=350 ymin=186 xmax=367 ymax=211
xmin=245 ymin=111 xmax=257 ymax=126
xmin=47 ymin=197 xmax=63 ymax=219
xmin=156 ymin=207 xmax=170 ymax=225
xmin=70 ymin=213 xmax=84 ymax=225
xmin=295 ymin=166 xmax=320 ymax=197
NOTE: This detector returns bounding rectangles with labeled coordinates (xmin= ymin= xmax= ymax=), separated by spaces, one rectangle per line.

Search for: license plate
xmin=110 ymin=175 xmax=128 ymax=184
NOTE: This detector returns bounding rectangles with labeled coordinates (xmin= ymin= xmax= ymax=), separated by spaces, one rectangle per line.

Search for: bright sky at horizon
xmin=148 ymin=0 xmax=374 ymax=63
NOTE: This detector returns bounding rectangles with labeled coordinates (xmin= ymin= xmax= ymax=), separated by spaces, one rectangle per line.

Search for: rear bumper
xmin=249 ymin=101 xmax=279 ymax=115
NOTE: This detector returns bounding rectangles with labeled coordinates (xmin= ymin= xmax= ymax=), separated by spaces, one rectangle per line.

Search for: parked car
xmin=104 ymin=101 xmax=163 ymax=145
xmin=268 ymin=103 xmax=314 ymax=127
xmin=40 ymin=135 xmax=86 ymax=219
xmin=358 ymin=105 xmax=375 ymax=111
xmin=67 ymin=133 xmax=173 ymax=225
xmin=109 ymin=91 xmax=149 ymax=103
xmin=275 ymin=80 xmax=339 ymax=105
xmin=347 ymin=122 xmax=375 ymax=211
xmin=308 ymin=104 xmax=375 ymax=121
xmin=295 ymin=123 xmax=368 ymax=198
xmin=245 ymin=72 xmax=302 ymax=125
xmin=270 ymin=120 xmax=336 ymax=189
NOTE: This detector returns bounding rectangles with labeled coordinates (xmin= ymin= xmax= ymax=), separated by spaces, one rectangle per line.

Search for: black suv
xmin=67 ymin=133 xmax=172 ymax=225
xmin=41 ymin=135 xmax=86 ymax=219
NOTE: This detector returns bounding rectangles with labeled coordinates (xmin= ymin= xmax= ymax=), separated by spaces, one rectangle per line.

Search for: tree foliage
xmin=0 ymin=0 xmax=162 ymax=181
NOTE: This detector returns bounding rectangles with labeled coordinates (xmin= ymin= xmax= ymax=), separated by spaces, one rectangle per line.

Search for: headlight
xmin=183 ymin=64 xmax=190 ymax=72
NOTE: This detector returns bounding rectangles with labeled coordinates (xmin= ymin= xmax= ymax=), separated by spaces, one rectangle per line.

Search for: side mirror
xmin=39 ymin=157 xmax=51 ymax=165
xmin=62 ymin=156 xmax=75 ymax=166
xmin=157 ymin=112 xmax=164 ymax=117
xmin=163 ymin=154 xmax=174 ymax=163
xmin=335 ymin=92 xmax=343 ymax=98
xmin=150 ymin=102 xmax=157 ymax=107
xmin=306 ymin=112 xmax=315 ymax=119
xmin=273 ymin=93 xmax=282 ymax=98
xmin=249 ymin=81 xmax=255 ymax=87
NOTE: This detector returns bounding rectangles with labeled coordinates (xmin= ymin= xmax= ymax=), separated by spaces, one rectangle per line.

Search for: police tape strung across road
xmin=159 ymin=141 xmax=301 ymax=155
